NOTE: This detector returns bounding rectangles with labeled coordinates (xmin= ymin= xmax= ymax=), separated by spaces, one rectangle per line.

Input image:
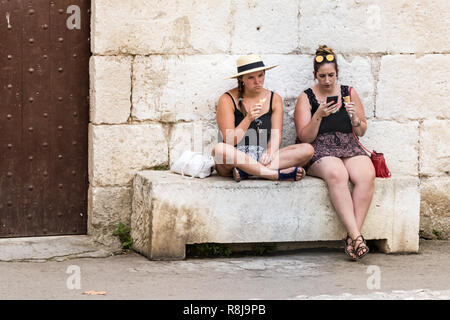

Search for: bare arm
xmin=294 ymin=93 xmax=319 ymax=143
xmin=346 ymin=88 xmax=368 ymax=136
xmin=216 ymin=93 xmax=261 ymax=146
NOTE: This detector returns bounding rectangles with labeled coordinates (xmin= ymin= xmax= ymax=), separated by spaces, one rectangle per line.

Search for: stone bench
xmin=131 ymin=171 xmax=420 ymax=260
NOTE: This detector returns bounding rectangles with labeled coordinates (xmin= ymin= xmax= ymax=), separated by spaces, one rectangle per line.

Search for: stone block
xmin=231 ymin=0 xmax=299 ymax=54
xmin=88 ymin=186 xmax=132 ymax=248
xmin=131 ymin=171 xmax=420 ymax=260
xmin=92 ymin=0 xmax=230 ymax=55
xmin=169 ymin=121 xmax=219 ymax=166
xmin=263 ymin=54 xmax=313 ymax=100
xmin=359 ymin=120 xmax=419 ymax=176
xmin=89 ymin=124 xmax=168 ymax=186
xmin=298 ymin=0 xmax=450 ymax=54
xmin=90 ymin=56 xmax=132 ymax=124
xmin=132 ymin=55 xmax=235 ymax=122
xmin=377 ymin=54 xmax=450 ymax=121
xmin=420 ymin=120 xmax=450 ymax=176
xmin=420 ymin=177 xmax=450 ymax=240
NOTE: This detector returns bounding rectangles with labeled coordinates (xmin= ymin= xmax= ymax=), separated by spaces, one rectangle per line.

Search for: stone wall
xmin=89 ymin=0 xmax=450 ymax=246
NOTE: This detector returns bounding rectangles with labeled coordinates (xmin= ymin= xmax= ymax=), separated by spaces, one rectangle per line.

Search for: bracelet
xmin=352 ymin=119 xmax=361 ymax=127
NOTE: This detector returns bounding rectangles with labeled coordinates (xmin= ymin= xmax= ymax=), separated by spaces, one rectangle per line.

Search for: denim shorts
xmin=236 ymin=145 xmax=265 ymax=162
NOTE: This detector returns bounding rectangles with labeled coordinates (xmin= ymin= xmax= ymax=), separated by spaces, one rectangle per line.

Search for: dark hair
xmin=237 ymin=76 xmax=246 ymax=116
xmin=313 ymin=45 xmax=338 ymax=78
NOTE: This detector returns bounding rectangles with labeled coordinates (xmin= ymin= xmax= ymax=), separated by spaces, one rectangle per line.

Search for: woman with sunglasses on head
xmin=213 ymin=54 xmax=314 ymax=182
xmin=294 ymin=45 xmax=375 ymax=261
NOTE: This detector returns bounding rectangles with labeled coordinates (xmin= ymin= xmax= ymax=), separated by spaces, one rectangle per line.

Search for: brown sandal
xmin=352 ymin=235 xmax=369 ymax=260
xmin=343 ymin=234 xmax=357 ymax=261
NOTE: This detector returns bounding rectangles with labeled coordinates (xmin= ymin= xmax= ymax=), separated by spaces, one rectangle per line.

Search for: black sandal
xmin=277 ymin=167 xmax=305 ymax=181
xmin=232 ymin=167 xmax=249 ymax=182
xmin=343 ymin=234 xmax=357 ymax=261
xmin=352 ymin=235 xmax=369 ymax=260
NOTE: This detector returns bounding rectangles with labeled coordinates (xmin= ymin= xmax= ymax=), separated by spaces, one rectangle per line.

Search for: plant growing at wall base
xmin=113 ymin=222 xmax=133 ymax=250
xmin=186 ymin=243 xmax=233 ymax=258
xmin=152 ymin=165 xmax=170 ymax=171
xmin=432 ymin=229 xmax=444 ymax=240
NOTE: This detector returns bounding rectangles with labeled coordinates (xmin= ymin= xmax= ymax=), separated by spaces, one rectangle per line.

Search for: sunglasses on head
xmin=315 ymin=54 xmax=335 ymax=63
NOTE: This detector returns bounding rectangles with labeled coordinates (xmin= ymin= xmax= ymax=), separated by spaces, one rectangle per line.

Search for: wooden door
xmin=0 ymin=0 xmax=90 ymax=237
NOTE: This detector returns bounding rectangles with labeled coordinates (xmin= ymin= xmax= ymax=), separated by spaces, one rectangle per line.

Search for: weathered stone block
xmin=88 ymin=186 xmax=132 ymax=248
xmin=299 ymin=0 xmax=450 ymax=54
xmin=231 ymin=0 xmax=299 ymax=54
xmin=89 ymin=124 xmax=168 ymax=186
xmin=92 ymin=0 xmax=230 ymax=55
xmin=90 ymin=56 xmax=132 ymax=124
xmin=359 ymin=120 xmax=419 ymax=176
xmin=420 ymin=177 xmax=450 ymax=240
xmin=132 ymin=55 xmax=234 ymax=122
xmin=169 ymin=121 xmax=218 ymax=166
xmin=377 ymin=54 xmax=450 ymax=120
xmin=131 ymin=171 xmax=420 ymax=260
xmin=420 ymin=120 xmax=450 ymax=176
xmin=262 ymin=54 xmax=313 ymax=100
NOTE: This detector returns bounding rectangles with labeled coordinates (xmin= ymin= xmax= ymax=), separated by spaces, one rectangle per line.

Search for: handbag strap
xmin=348 ymin=86 xmax=372 ymax=156
xmin=352 ymin=129 xmax=372 ymax=155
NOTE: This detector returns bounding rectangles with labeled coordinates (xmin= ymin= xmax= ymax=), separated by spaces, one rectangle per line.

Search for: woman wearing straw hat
xmin=212 ymin=54 xmax=314 ymax=182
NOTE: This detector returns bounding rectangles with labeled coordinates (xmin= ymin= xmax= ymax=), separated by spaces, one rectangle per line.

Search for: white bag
xmin=171 ymin=151 xmax=215 ymax=178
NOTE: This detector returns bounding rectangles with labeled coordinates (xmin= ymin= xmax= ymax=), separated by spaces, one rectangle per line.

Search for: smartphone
xmin=326 ymin=95 xmax=338 ymax=106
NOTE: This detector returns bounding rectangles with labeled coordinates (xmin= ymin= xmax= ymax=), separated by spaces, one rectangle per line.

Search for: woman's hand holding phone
xmin=317 ymin=100 xmax=339 ymax=118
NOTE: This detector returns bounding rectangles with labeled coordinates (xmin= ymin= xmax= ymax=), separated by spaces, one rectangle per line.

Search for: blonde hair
xmin=314 ymin=45 xmax=338 ymax=77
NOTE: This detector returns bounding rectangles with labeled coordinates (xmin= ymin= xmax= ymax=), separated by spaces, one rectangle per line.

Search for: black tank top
xmin=304 ymin=85 xmax=352 ymax=134
xmin=224 ymin=91 xmax=273 ymax=148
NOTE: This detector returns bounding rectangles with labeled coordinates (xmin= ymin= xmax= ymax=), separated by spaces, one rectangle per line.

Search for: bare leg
xmin=266 ymin=143 xmax=314 ymax=170
xmin=307 ymin=157 xmax=360 ymax=243
xmin=212 ymin=143 xmax=278 ymax=180
xmin=342 ymin=155 xmax=375 ymax=232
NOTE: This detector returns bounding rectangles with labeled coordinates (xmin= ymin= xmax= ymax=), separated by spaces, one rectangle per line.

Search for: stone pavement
xmin=0 ymin=236 xmax=449 ymax=300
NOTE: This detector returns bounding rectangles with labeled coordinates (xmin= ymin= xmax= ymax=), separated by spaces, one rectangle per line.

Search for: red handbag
xmin=348 ymin=87 xmax=391 ymax=178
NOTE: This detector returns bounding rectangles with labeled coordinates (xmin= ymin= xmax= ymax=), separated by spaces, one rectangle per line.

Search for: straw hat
xmin=229 ymin=54 xmax=277 ymax=78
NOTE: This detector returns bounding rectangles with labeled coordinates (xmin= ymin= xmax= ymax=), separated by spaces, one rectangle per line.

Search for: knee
xmin=303 ymin=143 xmax=315 ymax=160
xmin=358 ymin=168 xmax=376 ymax=186
xmin=325 ymin=169 xmax=349 ymax=185
xmin=212 ymin=142 xmax=228 ymax=157
xmin=297 ymin=143 xmax=314 ymax=161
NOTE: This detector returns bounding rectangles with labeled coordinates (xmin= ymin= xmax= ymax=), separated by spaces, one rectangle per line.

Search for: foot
xmin=343 ymin=234 xmax=357 ymax=261
xmin=233 ymin=167 xmax=249 ymax=182
xmin=277 ymin=167 xmax=306 ymax=181
xmin=353 ymin=235 xmax=369 ymax=260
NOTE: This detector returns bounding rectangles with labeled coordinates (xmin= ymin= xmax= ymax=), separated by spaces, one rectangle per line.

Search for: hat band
xmin=237 ymin=61 xmax=265 ymax=74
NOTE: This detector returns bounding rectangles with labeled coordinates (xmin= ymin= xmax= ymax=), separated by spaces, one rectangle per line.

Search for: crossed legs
xmin=212 ymin=142 xmax=314 ymax=180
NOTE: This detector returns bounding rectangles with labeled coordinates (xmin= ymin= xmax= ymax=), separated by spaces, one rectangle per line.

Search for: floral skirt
xmin=297 ymin=131 xmax=368 ymax=169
